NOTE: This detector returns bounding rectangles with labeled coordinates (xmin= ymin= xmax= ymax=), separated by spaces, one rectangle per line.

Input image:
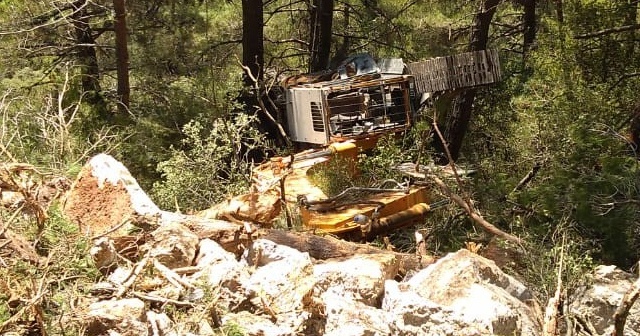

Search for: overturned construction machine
xmin=234 ymin=50 xmax=501 ymax=240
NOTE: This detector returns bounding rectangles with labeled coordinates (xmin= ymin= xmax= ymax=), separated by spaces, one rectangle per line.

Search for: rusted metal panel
xmin=407 ymin=49 xmax=502 ymax=93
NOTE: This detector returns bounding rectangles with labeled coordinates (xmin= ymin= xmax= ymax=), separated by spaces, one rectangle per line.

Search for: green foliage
xmin=308 ymin=155 xmax=358 ymax=197
xmin=152 ymin=113 xmax=266 ymax=211
xmin=358 ymin=134 xmax=414 ymax=185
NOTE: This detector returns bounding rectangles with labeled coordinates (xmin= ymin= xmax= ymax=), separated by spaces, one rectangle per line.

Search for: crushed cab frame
xmin=284 ymin=74 xmax=415 ymax=146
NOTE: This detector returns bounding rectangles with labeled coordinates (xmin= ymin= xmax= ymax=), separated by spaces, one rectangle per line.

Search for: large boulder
xmin=569 ymin=265 xmax=640 ymax=336
xmin=192 ymin=239 xmax=250 ymax=312
xmin=383 ymin=280 xmax=488 ymax=335
xmin=242 ymin=240 xmax=316 ymax=315
xmin=63 ymin=154 xmax=161 ymax=236
xmin=313 ymin=253 xmax=398 ymax=306
xmin=384 ymin=249 xmax=542 ymax=336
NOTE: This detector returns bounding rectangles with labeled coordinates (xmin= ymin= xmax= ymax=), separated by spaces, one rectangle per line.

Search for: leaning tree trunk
xmin=113 ymin=0 xmax=130 ymax=115
xmin=309 ymin=0 xmax=334 ymax=72
xmin=440 ymin=0 xmax=500 ymax=164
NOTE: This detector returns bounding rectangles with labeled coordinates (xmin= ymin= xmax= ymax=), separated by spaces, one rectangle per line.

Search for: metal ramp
xmin=407 ymin=49 xmax=502 ymax=93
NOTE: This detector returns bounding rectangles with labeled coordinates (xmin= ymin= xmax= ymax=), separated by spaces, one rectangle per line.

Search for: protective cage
xmin=285 ymin=75 xmax=414 ymax=146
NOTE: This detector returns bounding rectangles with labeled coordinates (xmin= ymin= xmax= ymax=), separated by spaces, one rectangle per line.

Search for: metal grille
xmin=310 ymin=102 xmax=325 ymax=132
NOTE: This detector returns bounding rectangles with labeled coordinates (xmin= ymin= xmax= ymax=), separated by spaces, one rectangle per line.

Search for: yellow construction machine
xmin=244 ymin=51 xmax=501 ymax=240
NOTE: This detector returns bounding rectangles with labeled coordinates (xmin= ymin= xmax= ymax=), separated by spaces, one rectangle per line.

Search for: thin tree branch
xmin=574 ymin=24 xmax=640 ymax=40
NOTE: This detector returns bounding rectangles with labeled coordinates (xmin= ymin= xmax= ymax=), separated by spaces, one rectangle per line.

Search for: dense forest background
xmin=1 ymin=0 xmax=639 ymax=291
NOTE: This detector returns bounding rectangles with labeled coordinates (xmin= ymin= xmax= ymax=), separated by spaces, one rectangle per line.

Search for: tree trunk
xmin=522 ymin=0 xmax=536 ymax=53
xmin=623 ymin=0 xmax=637 ymax=60
xmin=242 ymin=0 xmax=264 ymax=87
xmin=72 ymin=0 xmax=109 ymax=120
xmin=309 ymin=0 xmax=334 ymax=72
xmin=113 ymin=0 xmax=130 ymax=115
xmin=555 ymin=0 xmax=563 ymax=23
xmin=440 ymin=0 xmax=500 ymax=163
xmin=331 ymin=4 xmax=350 ymax=66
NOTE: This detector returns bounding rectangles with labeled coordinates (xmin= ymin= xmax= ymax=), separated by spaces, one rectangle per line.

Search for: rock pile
xmin=56 ymin=154 xmax=639 ymax=335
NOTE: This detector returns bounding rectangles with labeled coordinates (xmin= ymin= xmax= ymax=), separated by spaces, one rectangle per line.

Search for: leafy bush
xmin=152 ymin=113 xmax=266 ymax=211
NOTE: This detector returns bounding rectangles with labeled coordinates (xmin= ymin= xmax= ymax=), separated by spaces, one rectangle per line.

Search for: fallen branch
xmin=133 ymin=291 xmax=195 ymax=308
xmin=426 ymin=176 xmax=523 ymax=245
xmin=153 ymin=259 xmax=195 ymax=290
xmin=543 ymin=234 xmax=565 ymax=336
xmin=511 ymin=160 xmax=544 ymax=194
xmin=611 ymin=261 xmax=640 ymax=336
xmin=574 ymin=24 xmax=640 ymax=39
xmin=260 ymin=229 xmax=436 ymax=274
xmin=115 ymin=252 xmax=151 ymax=298
xmin=429 ymin=114 xmax=522 ymax=245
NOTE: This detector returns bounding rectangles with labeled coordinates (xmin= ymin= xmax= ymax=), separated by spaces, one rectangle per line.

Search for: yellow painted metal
xmin=301 ymin=186 xmax=429 ymax=234
xmin=251 ymin=139 xmax=430 ymax=235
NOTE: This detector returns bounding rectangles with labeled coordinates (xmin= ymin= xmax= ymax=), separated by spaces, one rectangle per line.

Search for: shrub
xmin=151 ymin=113 xmax=266 ymax=212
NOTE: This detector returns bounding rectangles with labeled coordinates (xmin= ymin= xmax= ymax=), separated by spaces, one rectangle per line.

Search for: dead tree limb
xmin=429 ymin=114 xmax=522 ymax=245
xmin=611 ymin=262 xmax=640 ymax=336
xmin=543 ymin=234 xmax=565 ymax=336
xmin=238 ymin=61 xmax=292 ymax=148
xmin=259 ymin=229 xmax=436 ymax=273
xmin=427 ymin=176 xmax=523 ymax=245
xmin=574 ymin=24 xmax=640 ymax=39
xmin=511 ymin=160 xmax=543 ymax=194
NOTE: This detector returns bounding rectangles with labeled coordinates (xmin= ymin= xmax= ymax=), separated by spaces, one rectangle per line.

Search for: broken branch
xmin=426 ymin=176 xmax=523 ymax=245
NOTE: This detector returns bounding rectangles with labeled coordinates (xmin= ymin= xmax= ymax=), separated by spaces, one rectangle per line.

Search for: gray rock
xmin=383 ymin=280 xmax=488 ymax=336
xmin=569 ymin=265 xmax=640 ymax=336
xmin=322 ymin=289 xmax=390 ymax=336
xmin=192 ymin=238 xmax=251 ymax=312
xmin=313 ymin=253 xmax=398 ymax=306
xmin=85 ymin=298 xmax=146 ymax=334
xmin=150 ymin=222 xmax=199 ymax=269
xmin=243 ymin=240 xmax=316 ymax=315
xmin=385 ymin=249 xmax=541 ymax=336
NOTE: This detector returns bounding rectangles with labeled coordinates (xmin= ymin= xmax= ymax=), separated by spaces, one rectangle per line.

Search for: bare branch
xmin=574 ymin=24 xmax=640 ymax=40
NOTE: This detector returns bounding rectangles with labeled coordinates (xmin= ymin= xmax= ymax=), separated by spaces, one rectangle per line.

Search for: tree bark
xmin=309 ymin=0 xmax=334 ymax=72
xmin=113 ymin=0 xmax=130 ymax=115
xmin=72 ymin=0 xmax=109 ymax=120
xmin=522 ymin=0 xmax=536 ymax=53
xmin=440 ymin=0 xmax=500 ymax=164
xmin=242 ymin=0 xmax=264 ymax=87
xmin=555 ymin=0 xmax=563 ymax=23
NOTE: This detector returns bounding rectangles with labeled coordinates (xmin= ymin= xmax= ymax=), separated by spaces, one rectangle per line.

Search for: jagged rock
xmin=569 ymin=265 xmax=640 ymax=336
xmin=221 ymin=311 xmax=299 ymax=336
xmin=192 ymin=238 xmax=250 ymax=311
xmin=194 ymin=238 xmax=246 ymax=288
xmin=147 ymin=311 xmax=177 ymax=336
xmin=313 ymin=254 xmax=398 ymax=306
xmin=243 ymin=238 xmax=306 ymax=266
xmin=90 ymin=237 xmax=118 ymax=274
xmin=243 ymin=239 xmax=315 ymax=315
xmin=383 ymin=280 xmax=487 ymax=335
xmin=322 ymin=289 xmax=390 ymax=336
xmin=149 ymin=222 xmax=199 ymax=269
xmin=85 ymin=298 xmax=146 ymax=334
xmin=63 ymin=154 xmax=161 ymax=236
xmin=385 ymin=249 xmax=542 ymax=336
